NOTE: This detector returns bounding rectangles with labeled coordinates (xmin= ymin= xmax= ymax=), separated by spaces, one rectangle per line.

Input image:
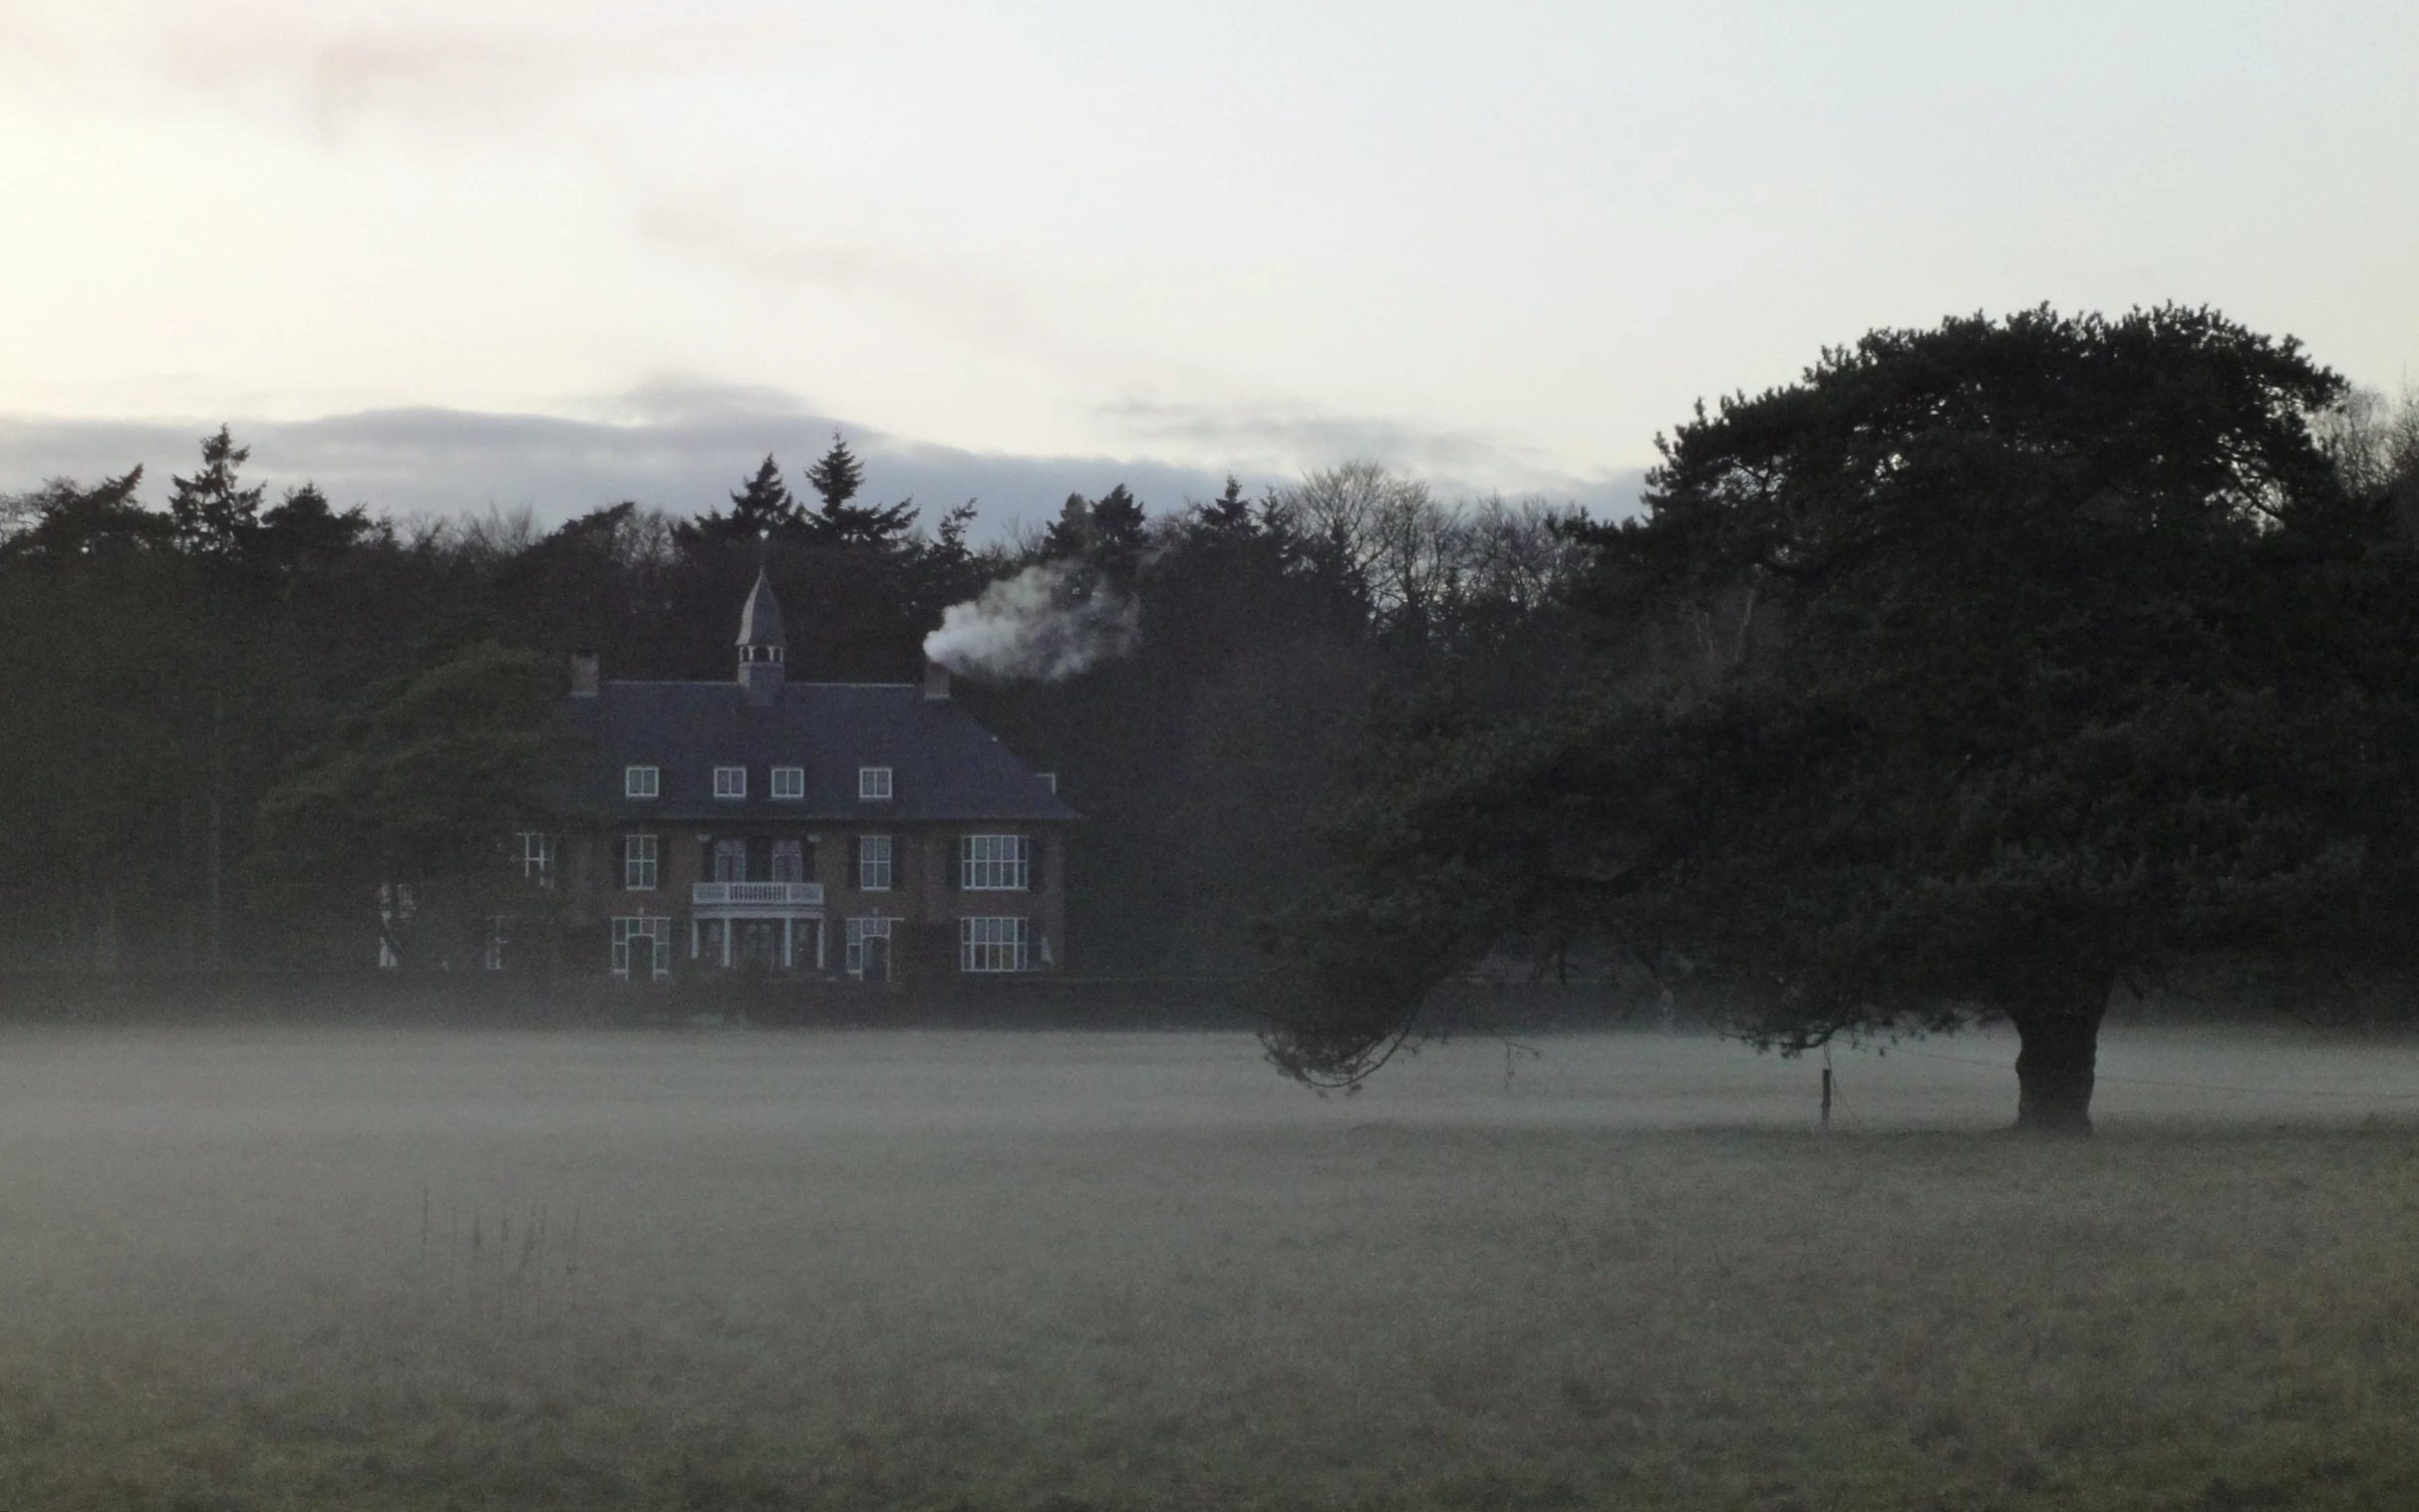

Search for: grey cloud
xmin=1101 ymin=396 xmax=1648 ymax=513
xmin=0 ymin=402 xmax=1258 ymax=539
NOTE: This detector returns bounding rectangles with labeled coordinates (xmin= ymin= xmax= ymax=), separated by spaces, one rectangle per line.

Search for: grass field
xmin=4 ymin=1025 xmax=2419 ymax=1510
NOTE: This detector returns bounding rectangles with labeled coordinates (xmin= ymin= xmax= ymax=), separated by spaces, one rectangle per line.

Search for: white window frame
xmin=611 ymin=916 xmax=672 ymax=980
xmin=623 ymin=832 xmax=659 ymax=890
xmin=845 ymin=915 xmax=896 ymax=977
xmin=712 ymin=837 xmax=747 ymax=883
xmin=959 ymin=916 xmax=1030 ymax=973
xmin=857 ymin=834 xmax=894 ymax=891
xmin=516 ymin=831 xmax=555 ymax=890
xmin=858 ymin=765 xmax=893 ymax=801
xmin=959 ymin=833 xmax=1030 ymax=891
xmin=770 ymin=765 xmax=804 ymax=799
xmin=714 ymin=765 xmax=747 ymax=799
xmin=625 ymin=764 xmax=660 ymax=799
xmin=771 ymin=838 xmax=805 ymax=884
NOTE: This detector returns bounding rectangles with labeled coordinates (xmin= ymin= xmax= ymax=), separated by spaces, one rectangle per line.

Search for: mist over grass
xmin=5 ymin=1027 xmax=2418 ymax=1510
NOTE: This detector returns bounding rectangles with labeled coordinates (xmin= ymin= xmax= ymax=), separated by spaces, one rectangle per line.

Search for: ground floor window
xmin=958 ymin=916 xmax=1029 ymax=973
xmin=846 ymin=916 xmax=897 ymax=979
xmin=484 ymin=915 xmax=508 ymax=972
xmin=611 ymin=915 xmax=672 ymax=980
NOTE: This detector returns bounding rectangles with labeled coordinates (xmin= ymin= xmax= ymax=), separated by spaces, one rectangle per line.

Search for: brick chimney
xmin=570 ymin=651 xmax=600 ymax=698
xmin=922 ymin=660 xmax=952 ymax=701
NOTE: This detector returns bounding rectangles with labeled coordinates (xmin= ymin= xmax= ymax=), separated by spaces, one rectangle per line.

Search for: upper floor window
xmin=856 ymin=834 xmax=894 ymax=891
xmin=516 ymin=831 xmax=555 ymax=890
xmin=623 ymin=833 xmax=659 ymax=890
xmin=859 ymin=765 xmax=893 ymax=801
xmin=960 ymin=833 xmax=1030 ymax=891
xmin=714 ymin=765 xmax=747 ymax=799
xmin=1037 ymin=771 xmax=1058 ymax=794
xmin=625 ymin=764 xmax=660 ymax=799
xmin=712 ymin=838 xmax=747 ymax=882
xmin=771 ymin=839 xmax=806 ymax=884
xmin=770 ymin=765 xmax=804 ymax=799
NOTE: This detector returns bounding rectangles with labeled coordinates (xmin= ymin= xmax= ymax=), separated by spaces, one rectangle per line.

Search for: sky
xmin=2 ymin=0 xmax=2414 ymax=533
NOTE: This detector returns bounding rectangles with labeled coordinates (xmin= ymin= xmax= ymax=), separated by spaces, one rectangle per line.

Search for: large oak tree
xmin=1268 ymin=306 xmax=2419 ymax=1133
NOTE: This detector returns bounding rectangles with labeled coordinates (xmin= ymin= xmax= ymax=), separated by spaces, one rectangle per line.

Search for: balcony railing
xmin=692 ymin=881 xmax=824 ymax=908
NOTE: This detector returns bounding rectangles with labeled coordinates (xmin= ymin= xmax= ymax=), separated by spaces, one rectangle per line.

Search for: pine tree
xmin=799 ymin=433 xmax=917 ymax=549
xmin=803 ymin=434 xmax=864 ymax=512
xmin=727 ymin=454 xmax=799 ymax=539
xmin=167 ymin=427 xmax=266 ymax=557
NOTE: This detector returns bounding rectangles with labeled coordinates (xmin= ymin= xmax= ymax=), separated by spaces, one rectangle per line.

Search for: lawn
xmin=2 ymin=1025 xmax=2416 ymax=1510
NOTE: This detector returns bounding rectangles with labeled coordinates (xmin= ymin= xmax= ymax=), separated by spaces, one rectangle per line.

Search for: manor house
xmin=539 ymin=571 xmax=1072 ymax=985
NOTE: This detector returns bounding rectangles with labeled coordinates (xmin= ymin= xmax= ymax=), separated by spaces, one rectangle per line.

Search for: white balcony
xmin=692 ymin=881 xmax=824 ymax=910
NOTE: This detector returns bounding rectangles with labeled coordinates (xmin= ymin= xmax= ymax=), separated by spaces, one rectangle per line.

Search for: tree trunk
xmin=2008 ymin=989 xmax=2110 ymax=1136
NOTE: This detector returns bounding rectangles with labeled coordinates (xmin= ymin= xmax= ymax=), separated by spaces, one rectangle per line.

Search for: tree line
xmin=9 ymin=301 xmax=2413 ymax=1134
xmin=0 ymin=429 xmax=1586 ymax=975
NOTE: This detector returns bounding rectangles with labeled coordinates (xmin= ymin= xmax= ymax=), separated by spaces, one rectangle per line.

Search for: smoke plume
xmin=923 ymin=562 xmax=1139 ymax=682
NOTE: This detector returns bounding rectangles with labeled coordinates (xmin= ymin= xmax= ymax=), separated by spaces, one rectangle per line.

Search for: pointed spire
xmin=737 ymin=567 xmax=785 ymax=653
xmin=737 ymin=568 xmax=787 ymax=705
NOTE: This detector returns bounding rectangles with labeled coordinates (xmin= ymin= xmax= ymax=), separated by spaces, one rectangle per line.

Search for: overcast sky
xmin=3 ymin=0 xmax=2413 ymax=532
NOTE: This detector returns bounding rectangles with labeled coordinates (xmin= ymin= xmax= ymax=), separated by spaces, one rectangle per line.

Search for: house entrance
xmin=737 ymin=920 xmax=779 ymax=969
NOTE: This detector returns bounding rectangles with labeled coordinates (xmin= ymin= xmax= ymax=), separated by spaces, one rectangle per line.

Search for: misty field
xmin=6 ymin=1027 xmax=2419 ymax=1511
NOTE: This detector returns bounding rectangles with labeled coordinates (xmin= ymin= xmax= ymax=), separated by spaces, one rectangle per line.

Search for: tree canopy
xmin=1266 ymin=306 xmax=2419 ymax=1132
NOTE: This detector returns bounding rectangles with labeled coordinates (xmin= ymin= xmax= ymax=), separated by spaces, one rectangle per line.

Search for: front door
xmin=738 ymin=920 xmax=779 ymax=970
xmin=861 ymin=932 xmax=890 ymax=984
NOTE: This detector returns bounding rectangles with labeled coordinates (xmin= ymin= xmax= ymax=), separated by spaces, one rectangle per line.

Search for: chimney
xmin=570 ymin=651 xmax=600 ymax=698
xmin=922 ymin=659 xmax=953 ymax=701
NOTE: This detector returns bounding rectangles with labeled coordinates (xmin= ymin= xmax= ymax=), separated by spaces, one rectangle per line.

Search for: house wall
xmin=558 ymin=820 xmax=1067 ymax=983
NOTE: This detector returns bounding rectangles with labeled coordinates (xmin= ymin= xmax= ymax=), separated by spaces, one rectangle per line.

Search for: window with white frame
xmin=516 ymin=831 xmax=555 ymax=890
xmin=959 ymin=916 xmax=1029 ymax=973
xmin=611 ymin=916 xmax=672 ymax=980
xmin=771 ymin=839 xmax=805 ymax=884
xmin=714 ymin=765 xmax=747 ymax=799
xmin=623 ymin=833 xmax=659 ymax=890
xmin=625 ymin=764 xmax=659 ymax=799
xmin=858 ymin=765 xmax=892 ymax=800
xmin=712 ymin=838 xmax=746 ymax=882
xmin=845 ymin=915 xmax=895 ymax=976
xmin=484 ymin=915 xmax=509 ymax=972
xmin=770 ymin=765 xmax=804 ymax=799
xmin=857 ymin=834 xmax=893 ymax=891
xmin=959 ymin=833 xmax=1030 ymax=890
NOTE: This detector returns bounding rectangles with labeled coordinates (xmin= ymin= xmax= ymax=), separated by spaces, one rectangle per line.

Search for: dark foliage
xmin=1267 ymin=306 xmax=2419 ymax=1132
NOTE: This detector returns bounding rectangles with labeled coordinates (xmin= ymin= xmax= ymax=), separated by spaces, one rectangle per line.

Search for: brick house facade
xmin=545 ymin=571 xmax=1073 ymax=985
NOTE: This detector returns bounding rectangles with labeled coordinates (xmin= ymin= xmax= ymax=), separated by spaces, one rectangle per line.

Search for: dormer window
xmin=714 ymin=765 xmax=747 ymax=799
xmin=858 ymin=765 xmax=893 ymax=801
xmin=625 ymin=764 xmax=660 ymax=799
xmin=770 ymin=765 xmax=804 ymax=799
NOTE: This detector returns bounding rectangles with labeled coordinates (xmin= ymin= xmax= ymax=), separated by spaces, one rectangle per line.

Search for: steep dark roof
xmin=569 ymin=680 xmax=1076 ymax=823
xmin=736 ymin=569 xmax=785 ymax=651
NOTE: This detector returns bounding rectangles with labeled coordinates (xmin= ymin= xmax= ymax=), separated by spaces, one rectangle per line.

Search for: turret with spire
xmin=737 ymin=568 xmax=786 ymax=705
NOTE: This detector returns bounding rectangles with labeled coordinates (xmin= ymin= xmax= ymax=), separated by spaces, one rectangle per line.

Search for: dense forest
xmin=0 ymin=428 xmax=1585 ymax=976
